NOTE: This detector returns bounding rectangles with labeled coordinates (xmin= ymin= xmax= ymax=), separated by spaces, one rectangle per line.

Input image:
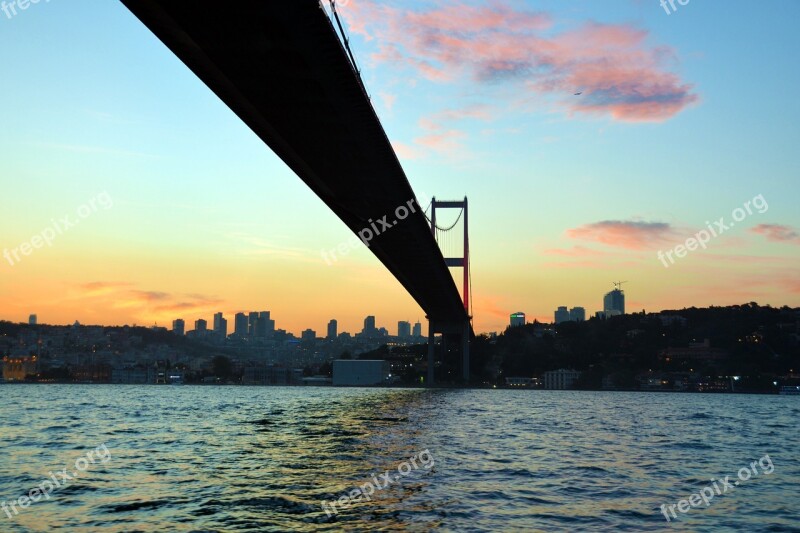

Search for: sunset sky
xmin=1 ymin=0 xmax=799 ymax=335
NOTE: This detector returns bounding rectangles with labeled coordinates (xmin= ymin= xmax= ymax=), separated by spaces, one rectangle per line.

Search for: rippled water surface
xmin=0 ymin=385 xmax=798 ymax=532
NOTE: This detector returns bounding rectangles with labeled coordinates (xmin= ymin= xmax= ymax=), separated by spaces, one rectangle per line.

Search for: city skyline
xmin=0 ymin=277 xmax=774 ymax=336
xmin=9 ymin=311 xmax=427 ymax=340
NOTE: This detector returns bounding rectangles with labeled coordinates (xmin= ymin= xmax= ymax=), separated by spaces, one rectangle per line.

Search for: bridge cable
xmin=424 ymin=206 xmax=464 ymax=233
xmin=328 ymin=0 xmax=368 ymax=95
xmin=468 ymin=253 xmax=473 ymax=319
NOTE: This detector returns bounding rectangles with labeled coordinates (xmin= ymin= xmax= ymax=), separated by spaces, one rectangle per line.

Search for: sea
xmin=0 ymin=385 xmax=798 ymax=532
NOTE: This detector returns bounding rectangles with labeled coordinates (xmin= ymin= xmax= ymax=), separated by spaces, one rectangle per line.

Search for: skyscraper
xmin=234 ymin=312 xmax=249 ymax=338
xmin=398 ymin=321 xmax=411 ymax=338
xmin=172 ymin=318 xmax=185 ymax=336
xmin=327 ymin=319 xmax=338 ymax=340
xmin=570 ymin=307 xmax=586 ymax=322
xmin=510 ymin=312 xmax=526 ymax=327
xmin=554 ymin=307 xmax=570 ymax=324
xmin=213 ymin=312 xmax=227 ymax=338
xmin=412 ymin=321 xmax=422 ymax=338
xmin=363 ymin=316 xmax=376 ymax=337
xmin=28 ymin=314 xmax=37 ymax=325
xmin=256 ymin=311 xmax=275 ymax=338
xmin=246 ymin=312 xmax=256 ymax=335
xmin=604 ymin=288 xmax=625 ymax=315
xmin=195 ymin=319 xmax=207 ymax=333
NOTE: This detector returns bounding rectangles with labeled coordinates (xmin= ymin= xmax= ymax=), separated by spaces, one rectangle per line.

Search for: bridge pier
xmin=462 ymin=320 xmax=470 ymax=382
xmin=427 ymin=318 xmax=470 ymax=386
xmin=427 ymin=328 xmax=435 ymax=386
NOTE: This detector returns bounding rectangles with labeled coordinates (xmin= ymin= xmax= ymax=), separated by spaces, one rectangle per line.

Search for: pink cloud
xmin=153 ymin=298 xmax=223 ymax=313
xmin=410 ymin=104 xmax=492 ymax=153
xmin=391 ymin=140 xmax=421 ymax=160
xmin=76 ymin=281 xmax=224 ymax=314
xmin=543 ymin=245 xmax=610 ymax=257
xmin=415 ymin=129 xmax=466 ymax=152
xmin=541 ymin=260 xmax=609 ymax=269
xmin=346 ymin=1 xmax=697 ymax=122
xmin=129 ymin=290 xmax=169 ymax=303
xmin=379 ymin=91 xmax=397 ymax=113
xmin=750 ymin=224 xmax=800 ymax=244
xmin=542 ymin=259 xmax=642 ymax=269
xmin=473 ymin=294 xmax=515 ymax=321
xmin=566 ymin=220 xmax=676 ymax=250
xmin=782 ymin=276 xmax=800 ymax=294
xmin=79 ymin=281 xmax=134 ymax=296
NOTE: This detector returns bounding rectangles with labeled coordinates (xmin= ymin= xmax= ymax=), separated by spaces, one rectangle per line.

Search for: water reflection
xmin=0 ymin=386 xmax=798 ymax=532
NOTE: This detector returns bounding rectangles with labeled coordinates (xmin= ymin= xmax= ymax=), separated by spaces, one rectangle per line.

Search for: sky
xmin=1 ymin=0 xmax=799 ymax=336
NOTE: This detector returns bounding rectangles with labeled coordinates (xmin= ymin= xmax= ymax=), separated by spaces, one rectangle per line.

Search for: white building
xmin=333 ymin=359 xmax=390 ymax=386
xmin=543 ymin=368 xmax=582 ymax=390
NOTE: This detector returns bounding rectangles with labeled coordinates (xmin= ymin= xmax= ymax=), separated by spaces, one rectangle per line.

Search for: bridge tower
xmin=427 ymin=197 xmax=471 ymax=385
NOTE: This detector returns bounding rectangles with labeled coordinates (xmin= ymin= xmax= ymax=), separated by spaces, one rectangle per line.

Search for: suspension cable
xmin=328 ymin=0 xmax=368 ymax=95
xmin=424 ymin=206 xmax=464 ymax=232
xmin=467 ymin=200 xmax=472 ymax=318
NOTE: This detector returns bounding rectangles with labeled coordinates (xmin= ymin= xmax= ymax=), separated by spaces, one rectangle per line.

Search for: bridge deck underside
xmin=120 ymin=0 xmax=468 ymax=324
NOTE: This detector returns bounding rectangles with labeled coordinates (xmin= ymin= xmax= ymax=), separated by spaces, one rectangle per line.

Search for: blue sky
xmin=1 ymin=0 xmax=799 ymax=334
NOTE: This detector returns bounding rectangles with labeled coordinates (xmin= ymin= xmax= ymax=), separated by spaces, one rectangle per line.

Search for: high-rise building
xmin=554 ymin=306 xmax=570 ymax=324
xmin=412 ymin=321 xmax=422 ymax=338
xmin=195 ymin=319 xmax=207 ymax=333
xmin=327 ymin=319 xmax=338 ymax=340
xmin=28 ymin=314 xmax=37 ymax=325
xmin=248 ymin=312 xmax=259 ymax=336
xmin=172 ymin=319 xmax=185 ymax=336
xmin=398 ymin=321 xmax=411 ymax=338
xmin=363 ymin=316 xmax=376 ymax=337
xmin=570 ymin=307 xmax=586 ymax=322
xmin=301 ymin=329 xmax=316 ymax=342
xmin=255 ymin=311 xmax=275 ymax=338
xmin=234 ymin=313 xmax=249 ymax=338
xmin=213 ymin=312 xmax=228 ymax=338
xmin=249 ymin=311 xmax=275 ymax=339
xmin=510 ymin=312 xmax=526 ymax=327
xmin=604 ymin=289 xmax=625 ymax=315
xmin=258 ymin=311 xmax=275 ymax=337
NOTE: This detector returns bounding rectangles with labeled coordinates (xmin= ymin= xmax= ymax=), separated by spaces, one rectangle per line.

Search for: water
xmin=0 ymin=386 xmax=798 ymax=532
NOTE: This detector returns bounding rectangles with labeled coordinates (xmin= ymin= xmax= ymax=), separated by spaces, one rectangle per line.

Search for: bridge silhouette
xmin=120 ymin=0 xmax=472 ymax=383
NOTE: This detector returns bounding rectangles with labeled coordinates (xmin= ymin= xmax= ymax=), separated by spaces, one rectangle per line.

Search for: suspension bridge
xmin=120 ymin=0 xmax=473 ymax=384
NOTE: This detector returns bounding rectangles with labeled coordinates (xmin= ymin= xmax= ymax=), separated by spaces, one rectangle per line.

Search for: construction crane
xmin=613 ymin=281 xmax=628 ymax=291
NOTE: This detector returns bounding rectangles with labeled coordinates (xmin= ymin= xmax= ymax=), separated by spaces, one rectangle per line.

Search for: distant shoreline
xmin=1 ymin=381 xmax=792 ymax=395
